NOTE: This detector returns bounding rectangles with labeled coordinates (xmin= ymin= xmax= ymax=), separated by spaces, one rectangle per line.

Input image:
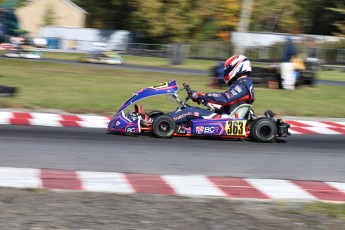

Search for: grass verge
xmin=303 ymin=202 xmax=345 ymax=222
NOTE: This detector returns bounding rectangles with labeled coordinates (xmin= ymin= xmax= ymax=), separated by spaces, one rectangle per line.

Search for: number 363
xmin=225 ymin=120 xmax=247 ymax=136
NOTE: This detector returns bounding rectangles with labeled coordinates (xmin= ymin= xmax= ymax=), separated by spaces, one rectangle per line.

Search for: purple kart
xmin=107 ymin=80 xmax=290 ymax=142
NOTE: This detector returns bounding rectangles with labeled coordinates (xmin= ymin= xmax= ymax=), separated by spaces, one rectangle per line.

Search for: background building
xmin=16 ymin=0 xmax=86 ymax=36
xmin=41 ymin=26 xmax=131 ymax=51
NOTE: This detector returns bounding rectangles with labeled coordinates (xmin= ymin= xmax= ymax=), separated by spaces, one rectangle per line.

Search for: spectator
xmin=281 ymin=37 xmax=297 ymax=89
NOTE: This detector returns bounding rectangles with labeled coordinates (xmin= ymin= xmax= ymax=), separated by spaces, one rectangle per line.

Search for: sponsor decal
xmin=173 ymin=112 xmax=193 ymax=121
xmin=234 ymin=85 xmax=242 ymax=93
xmin=148 ymin=82 xmax=168 ymax=89
xmin=196 ymin=126 xmax=204 ymax=134
xmin=195 ymin=125 xmax=220 ymax=134
xmin=203 ymin=126 xmax=219 ymax=134
xmin=225 ymin=92 xmax=232 ymax=98
xmin=126 ymin=127 xmax=137 ymax=133
xmin=176 ymin=126 xmax=187 ymax=134
xmin=207 ymin=93 xmax=221 ymax=98
xmin=115 ymin=121 xmax=120 ymax=126
xmin=225 ymin=120 xmax=247 ymax=136
xmin=231 ymin=89 xmax=237 ymax=95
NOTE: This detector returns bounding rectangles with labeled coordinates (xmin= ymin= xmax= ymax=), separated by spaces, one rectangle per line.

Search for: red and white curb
xmin=0 ymin=167 xmax=344 ymax=202
xmin=0 ymin=111 xmax=345 ymax=134
xmin=0 ymin=111 xmax=111 ymax=129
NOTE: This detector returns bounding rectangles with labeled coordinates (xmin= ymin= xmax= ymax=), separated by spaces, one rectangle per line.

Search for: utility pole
xmin=234 ymin=0 xmax=253 ymax=55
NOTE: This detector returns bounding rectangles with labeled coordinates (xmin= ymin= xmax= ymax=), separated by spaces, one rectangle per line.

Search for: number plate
xmin=149 ymin=82 xmax=168 ymax=89
xmin=225 ymin=120 xmax=247 ymax=136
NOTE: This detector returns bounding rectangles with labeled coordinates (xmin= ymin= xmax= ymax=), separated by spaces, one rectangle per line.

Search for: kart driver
xmin=167 ymin=54 xmax=255 ymax=124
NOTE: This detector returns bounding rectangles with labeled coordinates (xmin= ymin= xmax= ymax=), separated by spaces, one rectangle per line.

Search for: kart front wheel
xmin=250 ymin=118 xmax=277 ymax=143
xmin=152 ymin=115 xmax=176 ymax=138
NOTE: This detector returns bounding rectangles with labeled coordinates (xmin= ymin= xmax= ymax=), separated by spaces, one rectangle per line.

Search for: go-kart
xmin=107 ymin=80 xmax=290 ymax=142
xmin=80 ymin=51 xmax=123 ymax=64
xmin=3 ymin=45 xmax=42 ymax=59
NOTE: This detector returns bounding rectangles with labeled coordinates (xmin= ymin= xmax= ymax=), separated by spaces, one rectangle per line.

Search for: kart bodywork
xmin=107 ymin=80 xmax=290 ymax=142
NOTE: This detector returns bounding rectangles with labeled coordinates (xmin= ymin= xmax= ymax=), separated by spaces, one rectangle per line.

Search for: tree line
xmin=46 ymin=0 xmax=345 ymax=43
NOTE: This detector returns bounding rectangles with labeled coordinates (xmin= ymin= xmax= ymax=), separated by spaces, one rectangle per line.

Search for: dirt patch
xmin=0 ymin=188 xmax=344 ymax=230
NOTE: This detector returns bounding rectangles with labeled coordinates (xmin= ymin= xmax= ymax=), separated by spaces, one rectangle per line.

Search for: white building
xmin=41 ymin=26 xmax=131 ymax=51
xmin=232 ymin=32 xmax=342 ymax=47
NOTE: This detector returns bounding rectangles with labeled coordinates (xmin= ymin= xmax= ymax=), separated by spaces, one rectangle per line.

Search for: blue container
xmin=46 ymin=37 xmax=60 ymax=49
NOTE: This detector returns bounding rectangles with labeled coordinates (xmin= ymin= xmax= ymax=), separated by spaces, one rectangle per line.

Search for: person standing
xmin=281 ymin=37 xmax=297 ymax=89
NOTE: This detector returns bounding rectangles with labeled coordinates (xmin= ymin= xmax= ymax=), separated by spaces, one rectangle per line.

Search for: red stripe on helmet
xmin=225 ymin=55 xmax=238 ymax=67
xmin=227 ymin=59 xmax=243 ymax=79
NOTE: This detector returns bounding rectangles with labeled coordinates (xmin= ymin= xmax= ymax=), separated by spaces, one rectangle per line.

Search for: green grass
xmin=10 ymin=50 xmax=345 ymax=81
xmin=303 ymin=202 xmax=345 ymax=222
xmin=0 ymin=58 xmax=344 ymax=117
xmin=0 ymin=58 xmax=205 ymax=114
xmin=318 ymin=70 xmax=345 ymax=82
xmin=123 ymin=55 xmax=219 ymax=70
xmin=40 ymin=52 xmax=345 ymax=82
xmin=40 ymin=51 xmax=219 ymax=70
xmin=42 ymin=51 xmax=84 ymax=61
xmin=254 ymin=85 xmax=345 ymax=117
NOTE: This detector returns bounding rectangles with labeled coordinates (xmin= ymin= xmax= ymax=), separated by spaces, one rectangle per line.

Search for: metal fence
xmin=124 ymin=42 xmax=345 ymax=64
xmin=2 ymin=34 xmax=345 ymax=64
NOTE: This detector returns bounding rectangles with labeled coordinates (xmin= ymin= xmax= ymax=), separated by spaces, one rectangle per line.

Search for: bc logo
xmin=126 ymin=127 xmax=136 ymax=133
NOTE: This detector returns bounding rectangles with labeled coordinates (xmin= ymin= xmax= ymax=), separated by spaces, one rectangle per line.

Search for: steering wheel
xmin=182 ymin=83 xmax=216 ymax=111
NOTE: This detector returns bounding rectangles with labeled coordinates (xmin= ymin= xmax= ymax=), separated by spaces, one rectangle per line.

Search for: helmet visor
xmin=223 ymin=64 xmax=232 ymax=79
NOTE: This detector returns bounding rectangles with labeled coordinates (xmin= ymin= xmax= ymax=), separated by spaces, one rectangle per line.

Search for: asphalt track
xmin=1 ymin=56 xmax=344 ymax=184
xmin=1 ymin=125 xmax=344 ymax=182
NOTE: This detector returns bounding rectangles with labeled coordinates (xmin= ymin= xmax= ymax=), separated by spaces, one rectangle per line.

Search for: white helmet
xmin=223 ymin=55 xmax=252 ymax=86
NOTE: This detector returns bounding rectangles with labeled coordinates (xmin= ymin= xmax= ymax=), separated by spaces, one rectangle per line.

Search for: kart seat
xmin=134 ymin=104 xmax=144 ymax=114
xmin=134 ymin=104 xmax=151 ymax=124
xmin=227 ymin=104 xmax=252 ymax=119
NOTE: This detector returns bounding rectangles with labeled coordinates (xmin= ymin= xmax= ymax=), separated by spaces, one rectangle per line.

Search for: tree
xmin=213 ymin=0 xmax=241 ymax=31
xmin=70 ymin=0 xmax=133 ymax=30
xmin=129 ymin=0 xmax=214 ymax=43
xmin=4 ymin=9 xmax=19 ymax=36
xmin=294 ymin=0 xmax=343 ymax=35
xmin=249 ymin=0 xmax=344 ymax=35
xmin=329 ymin=7 xmax=345 ymax=38
xmin=71 ymin=0 xmax=345 ymax=42
xmin=250 ymin=0 xmax=301 ymax=33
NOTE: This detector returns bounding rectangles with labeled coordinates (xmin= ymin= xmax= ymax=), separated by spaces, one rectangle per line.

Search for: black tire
xmin=252 ymin=67 xmax=277 ymax=74
xmin=152 ymin=115 xmax=176 ymax=138
xmin=250 ymin=118 xmax=277 ymax=143
xmin=251 ymin=77 xmax=267 ymax=85
xmin=148 ymin=110 xmax=164 ymax=118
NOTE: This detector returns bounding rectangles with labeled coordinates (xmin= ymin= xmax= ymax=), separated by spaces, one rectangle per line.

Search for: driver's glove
xmin=190 ymin=91 xmax=205 ymax=103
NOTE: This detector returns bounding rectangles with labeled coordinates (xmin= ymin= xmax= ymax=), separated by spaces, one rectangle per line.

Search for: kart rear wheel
xmin=152 ymin=115 xmax=176 ymax=138
xmin=250 ymin=118 xmax=277 ymax=143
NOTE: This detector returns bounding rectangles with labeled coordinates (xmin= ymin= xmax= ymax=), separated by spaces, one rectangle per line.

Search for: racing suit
xmin=168 ymin=77 xmax=255 ymax=124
